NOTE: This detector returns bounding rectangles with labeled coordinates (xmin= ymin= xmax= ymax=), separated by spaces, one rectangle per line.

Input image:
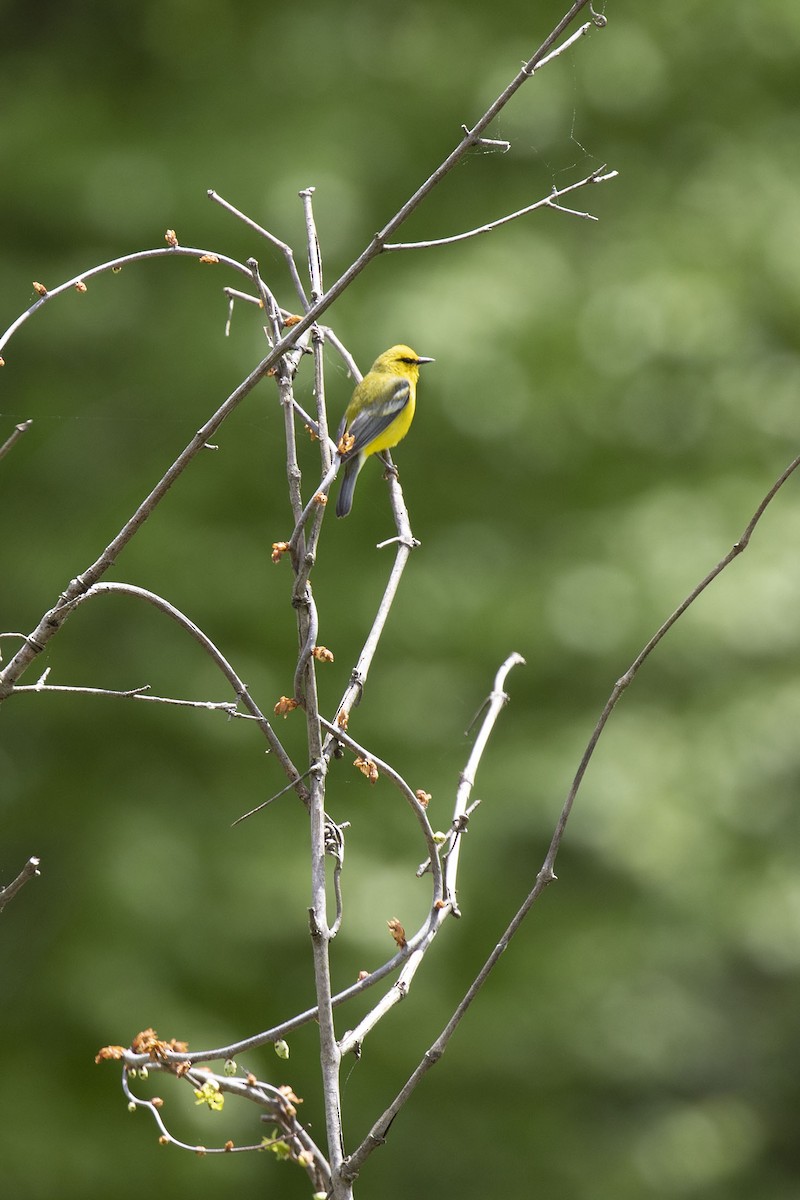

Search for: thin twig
xmin=319 ymin=716 xmax=443 ymax=903
xmin=56 ymin=581 xmax=306 ymax=798
xmin=208 ymin=188 xmax=310 ymax=309
xmin=419 ymin=653 xmax=526 ymax=908
xmin=540 ymin=452 xmax=800 ymax=878
xmin=0 ymin=856 xmax=41 ymax=913
xmin=385 ymin=168 xmax=617 ymax=250
xmin=11 ymin=681 xmax=247 ymax=715
xmin=0 ymin=419 xmax=33 ymax=462
xmin=526 ymin=14 xmax=597 ymax=73
xmin=336 ymin=653 xmax=524 ymax=1060
xmin=324 ymin=446 xmax=420 ymax=754
xmin=0 ymin=247 xmax=253 ymax=358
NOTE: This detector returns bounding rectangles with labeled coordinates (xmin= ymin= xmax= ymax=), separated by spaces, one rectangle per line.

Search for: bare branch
xmin=208 ymin=187 xmax=310 ymax=309
xmin=120 ymin=1062 xmax=331 ymax=1190
xmin=0 ymin=856 xmax=41 ymax=913
xmin=319 ymin=716 xmax=444 ymax=903
xmin=0 ymin=246 xmax=254 ymax=358
xmin=526 ymin=13 xmax=598 ymax=73
xmin=53 ymin=581 xmax=306 ymax=799
xmin=0 ymin=419 xmax=33 ymax=462
xmin=385 ymin=168 xmax=617 ymax=251
xmin=11 ymin=681 xmax=247 ymax=716
xmin=540 ymin=451 xmax=800 ymax=880
xmin=420 ymin=652 xmax=526 ymax=910
xmin=300 ymin=187 xmax=324 ymax=305
xmin=337 ymin=653 xmax=524 ymax=1061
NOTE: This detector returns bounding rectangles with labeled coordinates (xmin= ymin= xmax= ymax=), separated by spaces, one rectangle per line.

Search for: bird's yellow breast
xmin=363 ymin=393 xmax=416 ymax=458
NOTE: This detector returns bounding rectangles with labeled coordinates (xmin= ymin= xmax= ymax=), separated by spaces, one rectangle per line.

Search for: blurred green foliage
xmin=3 ymin=1 xmax=800 ymax=1197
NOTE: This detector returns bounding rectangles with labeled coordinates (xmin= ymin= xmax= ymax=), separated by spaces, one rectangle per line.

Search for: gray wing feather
xmin=342 ymin=379 xmax=410 ymax=457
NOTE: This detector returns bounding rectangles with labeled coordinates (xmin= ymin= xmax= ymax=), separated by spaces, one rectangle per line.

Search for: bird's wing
xmin=342 ymin=378 xmax=411 ymax=457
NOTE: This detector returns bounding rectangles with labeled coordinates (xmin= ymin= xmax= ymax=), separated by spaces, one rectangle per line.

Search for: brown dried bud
xmin=415 ymin=789 xmax=431 ymax=808
xmin=338 ymin=431 xmax=355 ymax=456
xmin=336 ymin=710 xmax=349 ymax=731
xmin=165 ymin=229 xmax=179 ymax=247
xmin=387 ymin=917 xmax=407 ymax=948
xmin=199 ymin=253 xmax=219 ymax=264
xmin=130 ymin=1027 xmax=189 ymax=1058
xmin=283 ymin=314 xmax=302 ymax=327
xmin=354 ymin=756 xmax=379 ymax=784
xmin=32 ymin=281 xmax=48 ymax=296
xmin=312 ymin=645 xmax=334 ymax=663
xmin=151 ymin=1097 xmax=164 ymax=1108
xmin=74 ymin=280 xmax=87 ymax=294
xmin=274 ymin=696 xmax=299 ymax=717
xmin=357 ymin=969 xmax=369 ymax=981
xmin=224 ymin=1141 xmax=235 ymax=1152
xmin=95 ymin=1044 xmax=126 ymax=1062
xmin=314 ymin=491 xmax=328 ymax=506
xmin=271 ymin=541 xmax=290 ymax=563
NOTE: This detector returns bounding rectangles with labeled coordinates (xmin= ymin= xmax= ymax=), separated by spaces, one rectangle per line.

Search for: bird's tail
xmin=336 ymin=454 xmax=364 ymax=518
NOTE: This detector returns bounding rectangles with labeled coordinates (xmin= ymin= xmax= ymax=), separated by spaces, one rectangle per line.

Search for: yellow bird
xmin=335 ymin=344 xmax=434 ymax=518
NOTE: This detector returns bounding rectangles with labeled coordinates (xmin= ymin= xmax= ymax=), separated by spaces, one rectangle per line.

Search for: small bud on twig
xmin=387 ymin=917 xmax=407 ymax=948
xmin=354 ymin=756 xmax=379 ymax=784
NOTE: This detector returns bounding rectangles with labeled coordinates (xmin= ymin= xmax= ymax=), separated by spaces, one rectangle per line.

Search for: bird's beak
xmin=416 ymin=356 xmax=435 ymax=365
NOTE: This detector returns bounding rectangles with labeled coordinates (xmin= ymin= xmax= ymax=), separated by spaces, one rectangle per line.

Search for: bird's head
xmin=371 ymin=345 xmax=435 ymax=378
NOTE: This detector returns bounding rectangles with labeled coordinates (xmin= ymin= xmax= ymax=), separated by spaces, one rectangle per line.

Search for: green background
xmin=3 ymin=1 xmax=800 ymax=1196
